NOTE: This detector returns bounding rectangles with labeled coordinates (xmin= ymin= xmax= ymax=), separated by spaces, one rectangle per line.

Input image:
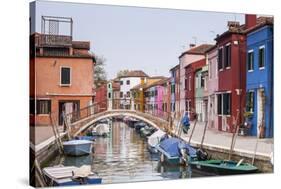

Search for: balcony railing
xmin=36 ymin=34 xmax=72 ymax=47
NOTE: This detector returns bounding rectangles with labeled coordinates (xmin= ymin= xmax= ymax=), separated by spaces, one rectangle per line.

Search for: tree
xmin=117 ymin=69 xmax=130 ymax=78
xmin=93 ymin=55 xmax=107 ymax=88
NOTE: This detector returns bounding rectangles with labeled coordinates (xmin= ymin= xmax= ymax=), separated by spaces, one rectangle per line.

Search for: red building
xmin=215 ymin=15 xmax=257 ymax=132
xmin=93 ymin=81 xmax=108 ymax=111
xmin=185 ymin=59 xmax=206 ymax=120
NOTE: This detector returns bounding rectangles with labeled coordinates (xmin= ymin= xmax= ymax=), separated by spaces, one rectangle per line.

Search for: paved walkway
xmin=176 ymin=121 xmax=273 ymax=157
xmin=30 ymin=126 xmax=64 ymax=145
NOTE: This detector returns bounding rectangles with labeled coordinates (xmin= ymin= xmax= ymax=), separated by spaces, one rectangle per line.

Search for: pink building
xmin=206 ymin=46 xmax=218 ymax=129
xmin=179 ymin=44 xmax=214 ymax=115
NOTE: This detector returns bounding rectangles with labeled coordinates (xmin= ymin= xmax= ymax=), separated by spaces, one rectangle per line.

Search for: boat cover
xmin=159 ymin=137 xmax=182 ymax=157
xmin=148 ymin=130 xmax=166 ymax=147
xmin=63 ymin=140 xmax=93 ymax=145
xmin=159 ymin=137 xmax=197 ymax=158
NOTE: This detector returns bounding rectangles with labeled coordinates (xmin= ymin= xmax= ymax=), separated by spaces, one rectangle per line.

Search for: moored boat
xmin=155 ymin=137 xmax=197 ymax=165
xmin=140 ymin=126 xmax=157 ymax=138
xmin=188 ymin=159 xmax=258 ymax=175
xmin=63 ymin=140 xmax=93 ymax=156
xmin=43 ymin=165 xmax=102 ymax=186
xmin=92 ymin=123 xmax=110 ymax=137
xmin=134 ymin=122 xmax=147 ymax=133
xmin=75 ymin=136 xmax=96 ymax=141
xmin=147 ymin=129 xmax=167 ymax=154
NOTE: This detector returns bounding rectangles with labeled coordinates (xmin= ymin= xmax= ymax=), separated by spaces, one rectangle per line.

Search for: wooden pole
xmin=188 ymin=116 xmax=198 ymax=144
xmin=49 ymin=113 xmax=63 ymax=154
xmin=228 ymin=111 xmax=240 ymax=160
xmin=200 ymin=121 xmax=208 ymax=148
xmin=34 ymin=159 xmax=47 ymax=187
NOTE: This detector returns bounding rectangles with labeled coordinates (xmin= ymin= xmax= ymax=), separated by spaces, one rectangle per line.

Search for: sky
xmin=32 ymin=1 xmax=245 ymax=79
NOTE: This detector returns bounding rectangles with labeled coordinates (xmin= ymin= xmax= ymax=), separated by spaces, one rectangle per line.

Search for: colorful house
xmin=245 ymin=16 xmax=273 ymax=138
xmin=94 ymin=80 xmax=108 ymax=111
xmin=185 ymin=59 xmax=206 ymax=120
xmin=131 ymin=77 xmax=164 ymax=112
xmin=206 ymin=45 xmax=219 ymax=129
xmin=119 ymin=70 xmax=148 ymax=109
xmin=169 ymin=65 xmax=180 ymax=116
xmin=179 ymin=44 xmax=213 ymax=115
xmin=107 ymin=78 xmax=120 ymax=109
xmin=215 ymin=16 xmax=257 ymax=132
xmin=30 ymin=16 xmax=95 ymax=126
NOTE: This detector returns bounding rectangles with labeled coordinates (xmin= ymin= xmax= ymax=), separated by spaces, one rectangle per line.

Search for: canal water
xmin=46 ymin=121 xmax=216 ymax=184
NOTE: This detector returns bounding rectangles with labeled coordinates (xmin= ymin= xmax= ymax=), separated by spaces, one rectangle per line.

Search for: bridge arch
xmin=72 ymin=111 xmax=164 ymax=137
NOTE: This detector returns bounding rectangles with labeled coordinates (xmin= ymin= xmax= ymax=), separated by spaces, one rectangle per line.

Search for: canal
xmin=46 ymin=121 xmax=216 ymax=184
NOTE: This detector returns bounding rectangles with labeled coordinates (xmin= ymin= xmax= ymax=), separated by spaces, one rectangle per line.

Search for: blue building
xmin=246 ymin=17 xmax=273 ymax=138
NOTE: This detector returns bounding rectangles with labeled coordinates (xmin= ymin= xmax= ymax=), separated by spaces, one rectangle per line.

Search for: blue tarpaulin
xmin=159 ymin=137 xmax=197 ymax=158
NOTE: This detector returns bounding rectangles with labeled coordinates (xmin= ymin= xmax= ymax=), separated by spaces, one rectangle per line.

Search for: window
xmin=223 ymin=93 xmax=231 ymax=115
xmin=247 ymin=51 xmax=254 ymax=71
xmin=108 ymin=92 xmax=111 ymax=99
xmin=188 ymin=76 xmax=191 ymax=91
xmin=155 ymin=90 xmax=158 ymax=96
xmin=108 ymin=84 xmax=111 ymax=89
xmin=218 ymin=48 xmax=223 ymax=70
xmin=184 ymin=78 xmax=187 ymax=89
xmin=195 ymin=74 xmax=199 ymax=89
xmin=60 ymin=67 xmax=71 ymax=85
xmin=30 ymin=99 xmax=35 ymax=114
xmin=246 ymin=91 xmax=255 ymax=112
xmin=126 ymin=91 xmax=130 ymax=97
xmin=224 ymin=45 xmax=231 ymax=68
xmin=217 ymin=94 xmax=222 ymax=115
xmin=126 ymin=80 xmax=130 ymax=85
xmin=120 ymin=80 xmax=123 ymax=85
xmin=37 ymin=100 xmax=51 ymax=114
xmin=259 ymin=47 xmax=265 ymax=68
xmin=120 ymin=92 xmax=123 ymax=98
xmin=201 ymin=75 xmax=205 ymax=88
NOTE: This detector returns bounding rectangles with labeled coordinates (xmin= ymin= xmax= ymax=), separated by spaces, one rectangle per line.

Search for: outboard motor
xmin=196 ymin=148 xmax=208 ymax=161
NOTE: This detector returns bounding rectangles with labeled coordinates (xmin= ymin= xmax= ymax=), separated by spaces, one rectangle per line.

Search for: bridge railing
xmin=64 ymin=100 xmax=107 ymax=124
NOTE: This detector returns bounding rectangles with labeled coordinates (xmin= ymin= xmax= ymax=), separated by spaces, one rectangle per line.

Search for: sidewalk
xmin=178 ymin=121 xmax=273 ymax=157
xmin=30 ymin=126 xmax=64 ymax=145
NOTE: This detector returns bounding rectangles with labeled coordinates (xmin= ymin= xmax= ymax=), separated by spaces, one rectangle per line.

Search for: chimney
xmin=189 ymin=44 xmax=196 ymax=48
xmin=227 ymin=21 xmax=240 ymax=31
xmin=245 ymin=14 xmax=257 ymax=29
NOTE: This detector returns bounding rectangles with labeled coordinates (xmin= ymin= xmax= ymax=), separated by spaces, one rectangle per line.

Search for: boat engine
xmin=196 ymin=148 xmax=208 ymax=161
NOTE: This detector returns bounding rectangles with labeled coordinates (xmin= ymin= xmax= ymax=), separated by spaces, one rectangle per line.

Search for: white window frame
xmin=60 ymin=66 xmax=71 ymax=86
xmin=259 ymin=45 xmax=265 ymax=70
xmin=247 ymin=49 xmax=254 ymax=72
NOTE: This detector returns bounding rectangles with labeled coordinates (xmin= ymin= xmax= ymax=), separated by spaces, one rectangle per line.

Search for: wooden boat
xmin=92 ymin=123 xmax=110 ymax=137
xmin=63 ymin=140 xmax=93 ymax=156
xmin=43 ymin=165 xmax=102 ymax=186
xmin=134 ymin=122 xmax=147 ymax=133
xmin=188 ymin=159 xmax=258 ymax=175
xmin=74 ymin=136 xmax=96 ymax=141
xmin=140 ymin=126 xmax=157 ymax=138
xmin=155 ymin=137 xmax=197 ymax=165
xmin=147 ymin=130 xmax=167 ymax=154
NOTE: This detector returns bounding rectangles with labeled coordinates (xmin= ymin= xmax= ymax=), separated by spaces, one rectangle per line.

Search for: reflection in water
xmin=46 ymin=121 xmax=215 ymax=184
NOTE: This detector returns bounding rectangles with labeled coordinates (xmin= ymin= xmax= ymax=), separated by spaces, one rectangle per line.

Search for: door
xmin=58 ymin=101 xmax=80 ymax=125
xmin=257 ymin=89 xmax=265 ymax=137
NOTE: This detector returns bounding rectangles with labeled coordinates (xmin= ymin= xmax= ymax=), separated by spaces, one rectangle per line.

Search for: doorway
xmin=257 ymin=89 xmax=265 ymax=137
xmin=58 ymin=100 xmax=80 ymax=125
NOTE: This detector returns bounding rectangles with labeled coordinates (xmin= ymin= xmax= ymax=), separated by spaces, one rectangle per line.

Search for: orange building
xmin=30 ymin=16 xmax=95 ymax=126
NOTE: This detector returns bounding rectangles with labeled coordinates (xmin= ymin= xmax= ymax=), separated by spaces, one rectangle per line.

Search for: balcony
xmin=35 ymin=34 xmax=72 ymax=47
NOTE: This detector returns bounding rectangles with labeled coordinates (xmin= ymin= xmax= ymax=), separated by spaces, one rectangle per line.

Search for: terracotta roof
xmin=179 ymin=44 xmax=214 ymax=58
xmin=118 ymin=70 xmax=149 ymax=78
xmin=215 ymin=16 xmax=273 ymax=41
xmin=169 ymin=64 xmax=180 ymax=71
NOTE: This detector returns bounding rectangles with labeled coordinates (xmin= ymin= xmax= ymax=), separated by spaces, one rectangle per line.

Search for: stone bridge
xmin=67 ymin=109 xmax=172 ymax=137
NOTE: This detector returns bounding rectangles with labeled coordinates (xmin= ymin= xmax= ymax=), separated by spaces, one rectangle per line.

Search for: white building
xmin=119 ymin=70 xmax=149 ymax=109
